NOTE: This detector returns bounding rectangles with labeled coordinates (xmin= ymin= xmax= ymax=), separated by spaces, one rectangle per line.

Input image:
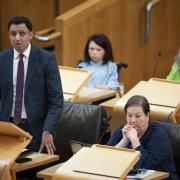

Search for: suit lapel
xmin=6 ymin=49 xmax=13 ymax=91
xmin=25 ymin=46 xmax=37 ymax=93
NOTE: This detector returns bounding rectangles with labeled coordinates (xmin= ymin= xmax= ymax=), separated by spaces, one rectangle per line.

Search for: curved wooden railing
xmin=34 ymin=0 xmax=118 ymax=65
xmin=145 ymin=0 xmax=163 ymax=43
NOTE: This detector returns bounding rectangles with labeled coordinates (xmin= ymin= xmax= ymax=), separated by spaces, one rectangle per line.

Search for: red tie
xmin=13 ymin=54 xmax=24 ymax=124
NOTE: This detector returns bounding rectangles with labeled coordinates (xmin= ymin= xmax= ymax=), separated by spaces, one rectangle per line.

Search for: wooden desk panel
xmin=59 ymin=66 xmax=92 ymax=95
xmin=76 ymin=87 xmax=116 ymax=104
xmin=100 ymin=80 xmax=178 ymax=133
xmin=38 ymin=166 xmax=168 ymax=180
xmin=0 ymin=122 xmax=32 ymax=180
xmin=115 ymin=80 xmax=177 ymax=123
xmin=10 ymin=153 xmax=59 ymax=180
xmin=37 ymin=149 xmax=168 ymax=180
xmin=138 ymin=79 xmax=180 ymax=108
xmin=59 ymin=66 xmax=92 ymax=102
xmin=37 ymin=164 xmax=62 ymax=180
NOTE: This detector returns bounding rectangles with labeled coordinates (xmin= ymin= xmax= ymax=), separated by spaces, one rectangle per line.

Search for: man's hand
xmin=38 ymin=131 xmax=56 ymax=155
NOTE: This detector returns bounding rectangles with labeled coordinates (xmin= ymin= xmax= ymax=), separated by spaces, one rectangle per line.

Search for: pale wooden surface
xmin=100 ymin=97 xmax=119 ymax=109
xmin=76 ymin=87 xmax=116 ymax=104
xmin=37 ymin=164 xmax=63 ymax=180
xmin=11 ymin=153 xmax=59 ymax=172
xmin=115 ymin=79 xmax=180 ymax=108
xmin=0 ymin=122 xmax=32 ymax=180
xmin=100 ymin=79 xmax=178 ymax=133
xmin=38 ymin=164 xmax=169 ymax=180
xmin=73 ymin=145 xmax=140 ymax=179
xmin=59 ymin=66 xmax=92 ymax=95
xmin=52 ymin=146 xmax=140 ymax=180
xmin=0 ymin=161 xmax=12 ymax=180
xmin=114 ymin=80 xmax=178 ymax=123
xmin=59 ymin=66 xmax=92 ymax=102
xmin=137 ymin=78 xmax=180 ymax=108
xmin=10 ymin=153 xmax=59 ymax=180
xmin=0 ymin=122 xmax=32 ymax=139
xmin=100 ymin=97 xmax=123 ymax=133
xmin=50 ymin=146 xmax=168 ymax=180
xmin=100 ymin=97 xmax=119 ymax=117
xmin=59 ymin=66 xmax=116 ymax=103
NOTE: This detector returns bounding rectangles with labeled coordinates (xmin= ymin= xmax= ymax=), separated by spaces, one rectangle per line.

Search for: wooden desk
xmin=37 ymin=154 xmax=168 ymax=180
xmin=114 ymin=80 xmax=179 ymax=122
xmin=0 ymin=122 xmax=32 ymax=180
xmin=100 ymin=97 xmax=119 ymax=116
xmin=10 ymin=152 xmax=59 ymax=180
xmin=59 ymin=66 xmax=92 ymax=102
xmin=75 ymin=87 xmax=116 ymax=104
xmin=100 ymin=79 xmax=180 ymax=132
xmin=100 ymin=97 xmax=120 ymax=132
xmin=37 ymin=164 xmax=62 ymax=180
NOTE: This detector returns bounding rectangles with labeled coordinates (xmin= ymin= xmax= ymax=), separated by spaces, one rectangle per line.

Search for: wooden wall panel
xmin=60 ymin=0 xmax=87 ymax=13
xmin=55 ymin=0 xmax=147 ymax=91
xmin=54 ymin=0 xmax=180 ymax=91
xmin=144 ymin=0 xmax=180 ymax=80
xmin=0 ymin=0 xmax=56 ymax=50
xmin=1 ymin=0 xmax=180 ymax=91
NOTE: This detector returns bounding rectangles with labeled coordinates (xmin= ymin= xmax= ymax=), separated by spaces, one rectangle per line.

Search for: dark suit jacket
xmin=0 ymin=45 xmax=64 ymax=142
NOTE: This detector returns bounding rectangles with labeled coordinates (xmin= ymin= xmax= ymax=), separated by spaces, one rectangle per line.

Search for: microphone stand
xmin=152 ymin=52 xmax=162 ymax=77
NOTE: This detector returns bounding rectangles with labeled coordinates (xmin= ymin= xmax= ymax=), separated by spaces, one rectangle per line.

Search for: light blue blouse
xmin=78 ymin=60 xmax=118 ymax=90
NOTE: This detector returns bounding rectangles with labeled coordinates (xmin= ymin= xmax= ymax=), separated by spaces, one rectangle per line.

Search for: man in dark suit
xmin=0 ymin=16 xmax=64 ymax=155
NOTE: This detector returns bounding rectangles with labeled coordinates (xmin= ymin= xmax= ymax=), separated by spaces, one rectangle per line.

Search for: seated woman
xmin=166 ymin=50 xmax=180 ymax=81
xmin=107 ymin=95 xmax=178 ymax=179
xmin=78 ymin=33 xmax=118 ymax=90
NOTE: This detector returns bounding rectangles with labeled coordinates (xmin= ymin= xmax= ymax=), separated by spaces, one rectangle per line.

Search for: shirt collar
xmin=13 ymin=43 xmax=31 ymax=59
xmin=90 ymin=60 xmax=103 ymax=66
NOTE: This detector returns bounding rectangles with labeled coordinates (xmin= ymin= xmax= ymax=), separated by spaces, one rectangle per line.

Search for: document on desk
xmin=127 ymin=169 xmax=155 ymax=179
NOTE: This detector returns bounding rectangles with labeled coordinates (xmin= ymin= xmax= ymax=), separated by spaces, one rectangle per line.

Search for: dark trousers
xmin=10 ymin=120 xmax=45 ymax=180
xmin=17 ymin=122 xmax=41 ymax=152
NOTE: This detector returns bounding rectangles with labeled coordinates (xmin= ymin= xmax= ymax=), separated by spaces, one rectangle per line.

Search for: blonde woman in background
xmin=166 ymin=50 xmax=180 ymax=81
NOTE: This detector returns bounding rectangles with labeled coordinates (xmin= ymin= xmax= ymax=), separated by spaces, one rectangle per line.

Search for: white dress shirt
xmin=11 ymin=44 xmax=31 ymax=118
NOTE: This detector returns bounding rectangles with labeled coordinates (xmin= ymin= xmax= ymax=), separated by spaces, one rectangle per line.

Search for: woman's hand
xmin=115 ymin=125 xmax=130 ymax=148
xmin=122 ymin=124 xmax=131 ymax=141
xmin=125 ymin=126 xmax=140 ymax=149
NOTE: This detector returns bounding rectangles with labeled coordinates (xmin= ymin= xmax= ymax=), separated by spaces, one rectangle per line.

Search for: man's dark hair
xmin=84 ymin=33 xmax=114 ymax=64
xmin=124 ymin=95 xmax=150 ymax=115
xmin=8 ymin=16 xmax=32 ymax=32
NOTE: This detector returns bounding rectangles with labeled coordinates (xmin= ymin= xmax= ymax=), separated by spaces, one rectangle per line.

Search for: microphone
xmin=152 ymin=51 xmax=162 ymax=77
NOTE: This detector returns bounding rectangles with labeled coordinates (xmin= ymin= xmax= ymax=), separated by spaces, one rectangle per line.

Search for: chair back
xmin=54 ymin=102 xmax=110 ymax=162
xmin=116 ymin=62 xmax=128 ymax=81
xmin=155 ymin=121 xmax=180 ymax=178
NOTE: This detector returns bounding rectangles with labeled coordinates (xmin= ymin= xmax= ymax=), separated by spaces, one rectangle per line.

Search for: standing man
xmin=0 ymin=16 xmax=64 ymax=155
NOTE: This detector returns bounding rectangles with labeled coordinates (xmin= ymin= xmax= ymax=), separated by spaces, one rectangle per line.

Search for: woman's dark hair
xmin=124 ymin=95 xmax=150 ymax=115
xmin=84 ymin=33 xmax=114 ymax=64
xmin=8 ymin=16 xmax=32 ymax=32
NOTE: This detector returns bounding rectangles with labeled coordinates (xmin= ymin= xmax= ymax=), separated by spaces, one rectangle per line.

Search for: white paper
xmin=127 ymin=169 xmax=155 ymax=179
